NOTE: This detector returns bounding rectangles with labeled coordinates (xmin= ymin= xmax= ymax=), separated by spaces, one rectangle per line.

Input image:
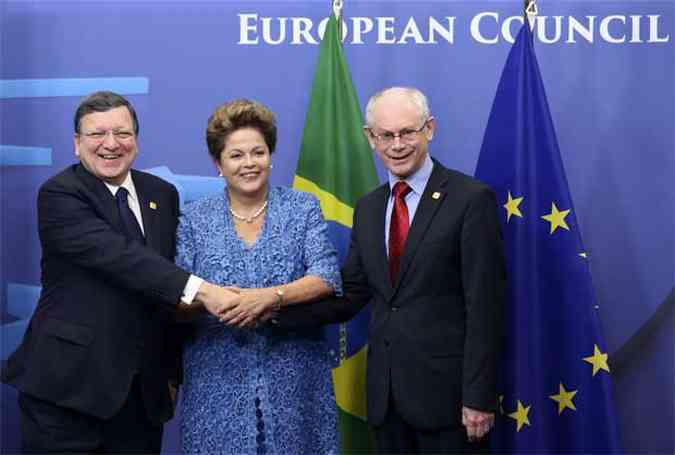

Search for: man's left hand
xmin=462 ymin=406 xmax=494 ymax=442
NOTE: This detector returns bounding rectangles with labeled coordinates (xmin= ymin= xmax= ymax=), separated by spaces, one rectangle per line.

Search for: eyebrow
xmin=375 ymin=126 xmax=418 ymax=134
xmin=227 ymin=146 xmax=266 ymax=153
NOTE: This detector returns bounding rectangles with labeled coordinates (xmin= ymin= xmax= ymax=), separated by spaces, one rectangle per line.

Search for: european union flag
xmin=475 ymin=22 xmax=622 ymax=453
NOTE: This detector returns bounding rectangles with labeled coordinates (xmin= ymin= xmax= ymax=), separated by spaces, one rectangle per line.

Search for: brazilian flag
xmin=292 ymin=12 xmax=378 ymax=455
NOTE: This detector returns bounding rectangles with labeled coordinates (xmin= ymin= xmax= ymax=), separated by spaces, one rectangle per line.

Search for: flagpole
xmin=327 ymin=0 xmax=349 ymax=366
xmin=525 ymin=0 xmax=537 ymax=33
xmin=333 ymin=0 xmax=343 ymax=43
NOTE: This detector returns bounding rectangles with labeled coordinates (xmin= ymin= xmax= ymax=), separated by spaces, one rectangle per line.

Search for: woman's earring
xmin=270 ymin=164 xmax=274 ymax=169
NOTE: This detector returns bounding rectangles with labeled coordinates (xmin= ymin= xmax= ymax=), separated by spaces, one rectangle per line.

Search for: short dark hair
xmin=74 ymin=91 xmax=139 ymax=135
xmin=206 ymin=99 xmax=277 ymax=162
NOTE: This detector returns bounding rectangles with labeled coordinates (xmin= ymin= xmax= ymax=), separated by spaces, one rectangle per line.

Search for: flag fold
xmin=476 ymin=23 xmax=622 ymax=454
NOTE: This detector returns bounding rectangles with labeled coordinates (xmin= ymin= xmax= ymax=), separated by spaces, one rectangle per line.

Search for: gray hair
xmin=364 ymin=87 xmax=431 ymax=128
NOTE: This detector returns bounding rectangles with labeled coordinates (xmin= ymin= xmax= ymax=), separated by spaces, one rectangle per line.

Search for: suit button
xmin=384 ymin=340 xmax=390 ymax=348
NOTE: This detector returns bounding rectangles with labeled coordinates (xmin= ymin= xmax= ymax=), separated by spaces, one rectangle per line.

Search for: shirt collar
xmin=104 ymin=172 xmax=138 ymax=202
xmin=388 ymin=154 xmax=434 ymax=197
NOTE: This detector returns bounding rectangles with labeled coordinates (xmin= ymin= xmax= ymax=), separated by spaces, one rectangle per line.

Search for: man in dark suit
xmin=277 ymin=87 xmax=505 ymax=453
xmin=2 ymin=91 xmax=239 ymax=453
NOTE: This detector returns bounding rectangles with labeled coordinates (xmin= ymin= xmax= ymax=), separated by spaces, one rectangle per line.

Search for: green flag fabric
xmin=293 ymin=12 xmax=379 ymax=455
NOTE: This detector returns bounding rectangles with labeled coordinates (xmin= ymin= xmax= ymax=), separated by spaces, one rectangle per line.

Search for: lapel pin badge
xmin=432 ymin=192 xmax=441 ymax=200
xmin=149 ymin=201 xmax=158 ymax=210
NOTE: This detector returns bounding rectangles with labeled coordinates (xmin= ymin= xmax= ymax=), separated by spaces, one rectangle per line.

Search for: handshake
xmin=178 ymin=282 xmax=282 ymax=328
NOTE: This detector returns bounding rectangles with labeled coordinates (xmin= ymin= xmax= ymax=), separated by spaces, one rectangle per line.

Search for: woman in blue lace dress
xmin=176 ymin=99 xmax=340 ymax=454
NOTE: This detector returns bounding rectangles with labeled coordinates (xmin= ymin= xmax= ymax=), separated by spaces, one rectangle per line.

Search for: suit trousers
xmin=19 ymin=374 xmax=162 ymax=454
xmin=374 ymin=390 xmax=488 ymax=455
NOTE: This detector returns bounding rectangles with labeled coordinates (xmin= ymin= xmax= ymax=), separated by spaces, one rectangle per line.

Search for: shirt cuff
xmin=181 ymin=275 xmax=204 ymax=305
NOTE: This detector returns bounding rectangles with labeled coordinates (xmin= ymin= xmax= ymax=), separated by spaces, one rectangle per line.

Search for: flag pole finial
xmin=524 ymin=0 xmax=538 ymax=30
xmin=332 ymin=0 xmax=343 ymax=21
xmin=525 ymin=0 xmax=538 ymax=17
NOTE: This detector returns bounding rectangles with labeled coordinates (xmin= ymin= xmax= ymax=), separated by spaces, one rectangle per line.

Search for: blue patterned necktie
xmin=115 ymin=187 xmax=145 ymax=244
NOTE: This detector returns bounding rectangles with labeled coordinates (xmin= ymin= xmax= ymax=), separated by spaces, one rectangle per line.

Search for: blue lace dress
xmin=176 ymin=186 xmax=340 ymax=455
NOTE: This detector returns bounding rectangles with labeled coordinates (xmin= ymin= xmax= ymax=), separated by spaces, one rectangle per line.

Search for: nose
xmin=243 ymin=152 xmax=255 ymax=167
xmin=391 ymin=135 xmax=404 ymax=149
xmin=102 ymin=131 xmax=118 ymax=148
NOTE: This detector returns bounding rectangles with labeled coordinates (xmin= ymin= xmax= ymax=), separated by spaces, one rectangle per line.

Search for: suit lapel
xmin=394 ymin=163 xmax=449 ymax=292
xmin=372 ymin=185 xmax=394 ymax=296
xmin=74 ymin=164 xmax=123 ymax=231
xmin=132 ymin=171 xmax=161 ymax=253
xmin=359 ymin=184 xmax=393 ymax=296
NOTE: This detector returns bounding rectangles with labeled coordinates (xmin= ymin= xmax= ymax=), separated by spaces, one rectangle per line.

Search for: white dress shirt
xmin=384 ymin=154 xmax=434 ymax=257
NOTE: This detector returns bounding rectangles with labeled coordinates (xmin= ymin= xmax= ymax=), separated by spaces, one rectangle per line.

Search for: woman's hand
xmin=219 ymin=287 xmax=278 ymax=329
xmin=177 ymin=286 xmax=242 ymax=322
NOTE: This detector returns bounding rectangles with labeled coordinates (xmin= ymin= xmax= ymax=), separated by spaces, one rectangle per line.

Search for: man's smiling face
xmin=366 ymin=90 xmax=435 ymax=179
xmin=74 ymin=106 xmax=138 ymax=185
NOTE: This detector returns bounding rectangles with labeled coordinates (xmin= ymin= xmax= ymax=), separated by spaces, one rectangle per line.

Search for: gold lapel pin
xmin=149 ymin=201 xmax=158 ymax=210
xmin=432 ymin=192 xmax=441 ymax=200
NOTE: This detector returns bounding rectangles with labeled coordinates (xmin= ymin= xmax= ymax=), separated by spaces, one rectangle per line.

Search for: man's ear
xmin=363 ymin=127 xmax=376 ymax=149
xmin=74 ymin=134 xmax=81 ymax=158
xmin=425 ymin=117 xmax=436 ymax=141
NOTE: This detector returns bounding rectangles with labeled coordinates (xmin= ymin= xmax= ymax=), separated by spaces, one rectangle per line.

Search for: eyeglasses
xmin=368 ymin=120 xmax=429 ymax=146
xmin=79 ymin=130 xmax=135 ymax=143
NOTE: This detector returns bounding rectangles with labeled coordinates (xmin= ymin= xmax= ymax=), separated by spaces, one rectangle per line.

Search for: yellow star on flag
xmin=541 ymin=202 xmax=570 ymax=234
xmin=579 ymin=252 xmax=588 ymax=258
xmin=508 ymin=400 xmax=531 ymax=432
xmin=583 ymin=344 xmax=610 ymax=376
xmin=503 ymin=191 xmax=524 ymax=222
xmin=549 ymin=383 xmax=578 ymax=414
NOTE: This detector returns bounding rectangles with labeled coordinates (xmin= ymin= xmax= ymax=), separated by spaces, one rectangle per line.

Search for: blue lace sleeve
xmin=302 ymin=195 xmax=343 ymax=296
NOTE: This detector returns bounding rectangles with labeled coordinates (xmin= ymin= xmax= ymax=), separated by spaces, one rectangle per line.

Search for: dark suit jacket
xmin=277 ymin=161 xmax=505 ymax=430
xmin=2 ymin=164 xmax=190 ymax=424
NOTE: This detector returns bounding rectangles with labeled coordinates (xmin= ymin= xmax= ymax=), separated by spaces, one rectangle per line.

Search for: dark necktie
xmin=116 ymin=187 xmax=145 ymax=244
xmin=389 ymin=181 xmax=412 ymax=283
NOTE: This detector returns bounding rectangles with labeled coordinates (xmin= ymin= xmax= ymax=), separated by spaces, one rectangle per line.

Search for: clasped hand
xmin=462 ymin=406 xmax=494 ymax=442
xmin=200 ymin=284 xmax=277 ymax=329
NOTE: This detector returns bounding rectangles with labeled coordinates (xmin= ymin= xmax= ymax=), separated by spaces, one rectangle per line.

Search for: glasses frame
xmin=78 ymin=129 xmax=136 ymax=143
xmin=367 ymin=119 xmax=430 ymax=146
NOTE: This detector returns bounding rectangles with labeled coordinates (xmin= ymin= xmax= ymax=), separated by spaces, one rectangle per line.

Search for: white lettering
xmin=316 ymin=17 xmax=347 ymax=42
xmin=236 ymin=12 xmax=672 ymax=46
xmin=567 ymin=16 xmax=595 ymax=43
xmin=317 ymin=17 xmax=329 ymax=40
xmin=471 ymin=12 xmax=499 ymax=44
xmin=428 ymin=17 xmax=455 ymax=44
xmin=238 ymin=13 xmax=259 ymax=44
xmin=377 ymin=17 xmax=396 ymax=44
xmin=537 ymin=16 xmax=563 ymax=44
xmin=352 ymin=17 xmax=374 ymax=44
xmin=629 ymin=15 xmax=643 ymax=43
xmin=502 ymin=15 xmax=524 ymax=43
xmin=291 ymin=17 xmax=317 ymax=45
xmin=398 ymin=17 xmax=426 ymax=44
xmin=648 ymin=15 xmax=670 ymax=43
xmin=261 ymin=17 xmax=286 ymax=45
xmin=600 ymin=15 xmax=626 ymax=43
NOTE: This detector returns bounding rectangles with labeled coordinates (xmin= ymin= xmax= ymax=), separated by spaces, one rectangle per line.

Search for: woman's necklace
xmin=229 ymin=200 xmax=268 ymax=223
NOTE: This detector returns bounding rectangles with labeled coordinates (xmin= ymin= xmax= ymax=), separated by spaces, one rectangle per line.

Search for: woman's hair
xmin=206 ymin=99 xmax=277 ymax=161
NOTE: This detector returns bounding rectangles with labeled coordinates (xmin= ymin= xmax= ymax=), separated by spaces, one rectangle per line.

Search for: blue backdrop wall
xmin=1 ymin=1 xmax=673 ymax=453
